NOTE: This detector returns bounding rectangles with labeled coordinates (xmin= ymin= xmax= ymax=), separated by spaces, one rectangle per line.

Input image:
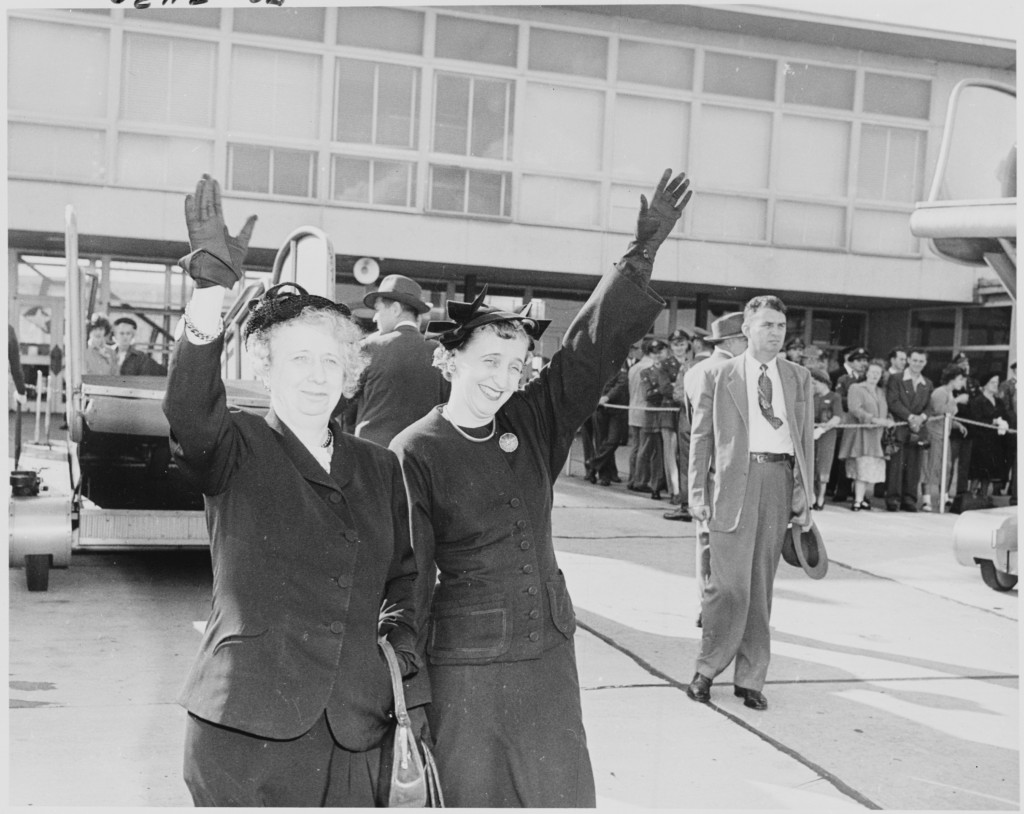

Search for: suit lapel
xmin=726 ymin=357 xmax=748 ymax=430
xmin=779 ymin=360 xmax=801 ymax=442
xmin=265 ymin=409 xmax=340 ymax=492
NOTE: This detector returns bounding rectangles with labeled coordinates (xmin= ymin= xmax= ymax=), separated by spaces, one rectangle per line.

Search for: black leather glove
xmin=627 ymin=168 xmax=693 ymax=261
xmin=181 ymin=174 xmax=257 ymax=289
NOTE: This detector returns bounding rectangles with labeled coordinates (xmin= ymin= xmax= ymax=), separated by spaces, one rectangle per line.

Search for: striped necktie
xmin=758 ymin=364 xmax=783 ymax=429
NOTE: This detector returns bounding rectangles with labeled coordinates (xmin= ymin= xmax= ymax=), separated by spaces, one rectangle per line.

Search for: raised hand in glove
xmin=181 ymin=174 xmax=257 ymax=289
xmin=628 ymin=168 xmax=693 ymax=261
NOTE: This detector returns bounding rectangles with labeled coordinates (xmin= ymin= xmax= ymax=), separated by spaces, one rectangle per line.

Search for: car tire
xmin=979 ymin=559 xmax=1018 ymax=592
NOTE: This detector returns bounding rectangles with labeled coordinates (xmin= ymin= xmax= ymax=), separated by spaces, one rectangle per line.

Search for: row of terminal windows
xmin=9 ymin=9 xmax=934 ymax=255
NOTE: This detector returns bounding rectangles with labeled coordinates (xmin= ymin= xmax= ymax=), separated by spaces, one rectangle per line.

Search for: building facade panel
xmin=6 ymin=4 xmax=1016 ymax=388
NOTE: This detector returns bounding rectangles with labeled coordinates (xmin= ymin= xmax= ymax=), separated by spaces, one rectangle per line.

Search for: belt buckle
xmin=752 ymin=452 xmax=767 ymax=463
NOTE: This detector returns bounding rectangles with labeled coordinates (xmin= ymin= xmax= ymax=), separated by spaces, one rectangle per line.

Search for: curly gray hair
xmin=246 ymin=307 xmax=367 ymax=399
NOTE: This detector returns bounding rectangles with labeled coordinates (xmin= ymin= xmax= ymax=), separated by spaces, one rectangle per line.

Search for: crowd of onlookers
xmin=580 ymin=329 xmax=1017 ymax=518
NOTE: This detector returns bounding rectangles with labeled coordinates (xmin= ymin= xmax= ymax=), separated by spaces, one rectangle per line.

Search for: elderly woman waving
xmin=391 ymin=169 xmax=692 ymax=807
xmin=163 ymin=175 xmax=420 ymax=807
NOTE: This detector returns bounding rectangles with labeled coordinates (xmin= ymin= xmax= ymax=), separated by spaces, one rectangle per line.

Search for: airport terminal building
xmin=7 ymin=4 xmax=1016 ymax=392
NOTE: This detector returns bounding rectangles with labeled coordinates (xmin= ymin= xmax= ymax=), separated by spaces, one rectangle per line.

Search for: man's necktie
xmin=758 ymin=364 xmax=783 ymax=429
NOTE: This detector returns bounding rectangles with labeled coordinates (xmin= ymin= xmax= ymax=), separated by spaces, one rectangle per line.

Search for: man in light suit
xmin=354 ymin=274 xmax=449 ymax=447
xmin=686 ymin=295 xmax=813 ymax=710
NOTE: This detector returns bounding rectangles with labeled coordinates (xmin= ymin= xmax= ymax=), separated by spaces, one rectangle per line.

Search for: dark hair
xmin=113 ymin=317 xmax=138 ymax=330
xmin=887 ymin=346 xmax=907 ymax=362
xmin=907 ymin=347 xmax=928 ymax=359
xmin=744 ymin=295 xmax=787 ymax=319
xmin=940 ymin=363 xmax=965 ymax=385
xmin=785 ymin=336 xmax=805 ymax=350
xmin=87 ymin=316 xmax=112 ymax=336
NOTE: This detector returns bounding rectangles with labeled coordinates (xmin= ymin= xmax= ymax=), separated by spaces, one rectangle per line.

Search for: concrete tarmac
xmin=7 ymin=440 xmax=1020 ymax=809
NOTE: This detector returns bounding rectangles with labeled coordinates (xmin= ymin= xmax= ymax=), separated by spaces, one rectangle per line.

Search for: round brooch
xmin=499 ymin=432 xmax=519 ymax=453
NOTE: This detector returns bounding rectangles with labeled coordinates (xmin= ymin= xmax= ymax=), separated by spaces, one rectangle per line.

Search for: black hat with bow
xmin=429 ymin=285 xmax=550 ymax=350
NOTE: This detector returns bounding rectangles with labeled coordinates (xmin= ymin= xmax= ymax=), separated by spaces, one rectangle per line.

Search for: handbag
xmin=378 ymin=635 xmax=444 ymax=808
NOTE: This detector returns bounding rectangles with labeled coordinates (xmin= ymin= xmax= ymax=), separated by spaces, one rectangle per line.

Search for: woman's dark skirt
xmin=427 ymin=639 xmax=596 ymax=808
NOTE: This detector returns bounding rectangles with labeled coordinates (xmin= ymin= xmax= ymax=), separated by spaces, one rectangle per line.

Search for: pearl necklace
xmin=442 ymin=407 xmax=495 ymax=443
xmin=322 ymin=428 xmax=333 ymax=448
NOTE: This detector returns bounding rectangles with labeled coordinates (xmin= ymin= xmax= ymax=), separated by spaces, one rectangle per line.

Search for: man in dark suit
xmin=686 ymin=295 xmax=813 ymax=711
xmin=586 ymin=363 xmax=629 ymax=486
xmin=354 ymin=275 xmax=449 ymax=447
xmin=885 ymin=347 xmax=934 ymax=512
xmin=112 ymin=317 xmax=167 ymax=375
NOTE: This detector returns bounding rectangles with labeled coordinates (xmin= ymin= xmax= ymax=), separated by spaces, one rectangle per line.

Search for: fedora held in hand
xmin=179 ymin=174 xmax=258 ymax=289
xmin=378 ymin=635 xmax=444 ymax=808
xmin=627 ymin=168 xmax=693 ymax=261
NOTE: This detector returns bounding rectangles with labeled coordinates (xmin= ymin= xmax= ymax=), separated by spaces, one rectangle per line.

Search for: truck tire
xmin=25 ymin=554 xmax=51 ymax=592
xmin=979 ymin=560 xmax=1018 ymax=592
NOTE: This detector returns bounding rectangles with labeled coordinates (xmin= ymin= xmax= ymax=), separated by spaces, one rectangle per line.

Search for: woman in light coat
xmin=838 ymin=359 xmax=895 ymax=511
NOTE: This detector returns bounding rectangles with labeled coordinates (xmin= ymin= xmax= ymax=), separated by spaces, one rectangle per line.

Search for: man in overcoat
xmin=674 ymin=312 xmax=747 ymax=625
xmin=353 ymin=274 xmax=449 ymax=447
xmin=687 ymin=295 xmax=813 ymax=710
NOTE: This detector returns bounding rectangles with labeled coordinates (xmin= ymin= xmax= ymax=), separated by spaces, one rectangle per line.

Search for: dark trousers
xmin=183 ymin=712 xmax=381 ymax=807
xmin=627 ymin=426 xmax=647 ymax=487
xmin=588 ymin=408 xmax=625 ymax=481
xmin=581 ymin=414 xmax=600 ymax=477
xmin=640 ymin=430 xmax=665 ymax=492
xmin=886 ymin=441 xmax=922 ymax=508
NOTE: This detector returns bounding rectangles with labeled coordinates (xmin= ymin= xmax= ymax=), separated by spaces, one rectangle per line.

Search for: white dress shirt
xmin=744 ymin=353 xmax=794 ymax=455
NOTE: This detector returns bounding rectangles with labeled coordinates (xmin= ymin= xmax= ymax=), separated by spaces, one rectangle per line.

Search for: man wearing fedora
xmin=354 ymin=274 xmax=449 ymax=447
xmin=686 ymin=296 xmax=814 ymax=711
xmin=665 ymin=315 xmax=746 ymax=524
xmin=671 ymin=313 xmax=748 ymax=630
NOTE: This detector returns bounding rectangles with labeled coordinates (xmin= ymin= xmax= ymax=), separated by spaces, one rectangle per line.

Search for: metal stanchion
xmin=939 ymin=413 xmax=951 ymax=514
xmin=43 ymin=373 xmax=54 ymax=444
xmin=33 ymin=370 xmax=44 ymax=443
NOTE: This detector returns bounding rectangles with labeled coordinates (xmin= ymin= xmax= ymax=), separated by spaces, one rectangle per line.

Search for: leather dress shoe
xmin=584 ymin=472 xmax=597 ymax=484
xmin=734 ymin=686 xmax=768 ymax=710
xmin=598 ymin=478 xmax=611 ymax=487
xmin=686 ymin=673 xmax=712 ymax=703
xmin=663 ymin=507 xmax=693 ymax=522
xmin=901 ymin=502 xmax=918 ymax=513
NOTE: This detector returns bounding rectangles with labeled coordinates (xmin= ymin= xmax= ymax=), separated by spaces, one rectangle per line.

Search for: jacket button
xmin=519 ymin=540 xmax=531 ymax=550
xmin=527 ymin=586 xmax=538 ymax=596
xmin=516 ymin=519 xmax=527 ymax=529
xmin=522 ymin=564 xmax=533 ymax=574
xmin=330 ymin=621 xmax=344 ymax=634
xmin=528 ymin=632 xmax=539 ymax=642
xmin=529 ymin=609 xmax=539 ymax=619
xmin=509 ymin=498 xmax=521 ymax=508
xmin=330 ymin=493 xmax=342 ymax=504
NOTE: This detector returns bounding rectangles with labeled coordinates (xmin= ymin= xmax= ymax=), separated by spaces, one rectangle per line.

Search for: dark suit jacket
xmin=355 ymin=324 xmax=449 ymax=447
xmin=689 ymin=354 xmax=814 ymax=533
xmin=119 ymin=348 xmax=167 ymax=376
xmin=163 ymin=335 xmax=420 ymax=746
xmin=886 ymin=372 xmax=934 ymax=443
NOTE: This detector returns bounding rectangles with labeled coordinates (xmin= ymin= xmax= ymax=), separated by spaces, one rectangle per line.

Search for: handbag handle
xmin=378 ymin=635 xmax=411 ymax=727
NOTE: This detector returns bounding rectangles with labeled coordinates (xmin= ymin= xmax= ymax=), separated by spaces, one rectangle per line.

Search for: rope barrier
xmin=602 ymin=403 xmax=1016 ymax=433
